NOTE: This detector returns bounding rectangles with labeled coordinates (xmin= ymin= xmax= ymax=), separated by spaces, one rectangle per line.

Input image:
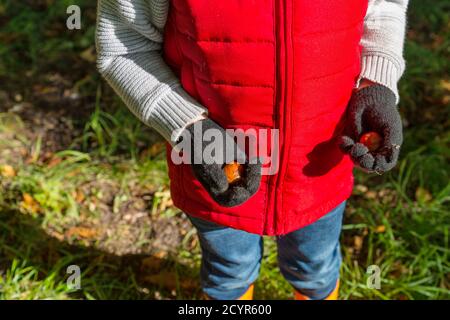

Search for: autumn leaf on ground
xmin=140 ymin=251 xmax=168 ymax=271
xmin=47 ymin=154 xmax=63 ymax=168
xmin=20 ymin=193 xmax=41 ymax=214
xmin=440 ymin=79 xmax=450 ymax=92
xmin=375 ymin=225 xmax=386 ymax=233
xmin=354 ymin=184 xmax=368 ymax=194
xmin=353 ymin=235 xmax=364 ymax=251
xmin=364 ymin=191 xmax=377 ymax=200
xmin=65 ymin=227 xmax=98 ymax=239
xmin=71 ymin=190 xmax=86 ymax=203
xmin=0 ymin=164 xmax=16 ymax=177
xmin=80 ymin=46 xmax=97 ymax=63
xmin=140 ymin=141 xmax=166 ymax=160
xmin=66 ymin=168 xmax=81 ymax=178
xmin=415 ymin=187 xmax=433 ymax=203
xmin=152 ymin=189 xmax=174 ymax=215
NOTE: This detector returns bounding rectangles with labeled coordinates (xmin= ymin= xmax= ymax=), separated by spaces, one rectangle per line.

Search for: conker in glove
xmin=359 ymin=132 xmax=382 ymax=152
xmin=338 ymin=85 xmax=403 ymax=173
xmin=224 ymin=162 xmax=245 ymax=185
xmin=182 ymin=119 xmax=261 ymax=207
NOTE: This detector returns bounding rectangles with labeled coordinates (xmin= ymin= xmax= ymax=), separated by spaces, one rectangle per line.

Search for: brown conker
xmin=359 ymin=132 xmax=382 ymax=152
xmin=223 ymin=161 xmax=245 ymax=185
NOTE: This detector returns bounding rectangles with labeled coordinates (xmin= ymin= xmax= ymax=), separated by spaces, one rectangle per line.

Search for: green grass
xmin=0 ymin=0 xmax=449 ymax=300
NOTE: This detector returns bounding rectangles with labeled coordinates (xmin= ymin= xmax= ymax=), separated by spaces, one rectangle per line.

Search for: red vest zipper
xmin=265 ymin=0 xmax=293 ymax=234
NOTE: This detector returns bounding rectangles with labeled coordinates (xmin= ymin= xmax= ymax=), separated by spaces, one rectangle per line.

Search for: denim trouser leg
xmin=188 ymin=201 xmax=345 ymax=300
xmin=189 ymin=216 xmax=263 ymax=300
xmin=277 ymin=201 xmax=345 ymax=299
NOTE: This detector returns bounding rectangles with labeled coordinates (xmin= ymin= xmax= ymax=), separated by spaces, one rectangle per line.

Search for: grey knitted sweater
xmin=96 ymin=0 xmax=409 ymax=144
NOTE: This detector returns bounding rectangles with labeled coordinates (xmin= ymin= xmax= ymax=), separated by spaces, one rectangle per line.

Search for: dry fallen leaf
xmin=71 ymin=190 xmax=85 ymax=203
xmin=140 ymin=142 xmax=166 ymax=160
xmin=47 ymin=229 xmax=65 ymax=241
xmin=353 ymin=236 xmax=363 ymax=251
xmin=415 ymin=187 xmax=432 ymax=203
xmin=154 ymin=250 xmax=168 ymax=259
xmin=364 ymin=191 xmax=377 ymax=200
xmin=66 ymin=168 xmax=81 ymax=178
xmin=354 ymin=184 xmax=368 ymax=194
xmin=0 ymin=164 xmax=16 ymax=177
xmin=21 ymin=193 xmax=41 ymax=214
xmin=80 ymin=46 xmax=97 ymax=63
xmin=153 ymin=189 xmax=174 ymax=214
xmin=66 ymin=227 xmax=98 ymax=239
xmin=47 ymin=155 xmax=63 ymax=168
xmin=440 ymin=79 xmax=450 ymax=91
xmin=141 ymin=252 xmax=168 ymax=271
xmin=149 ymin=142 xmax=166 ymax=157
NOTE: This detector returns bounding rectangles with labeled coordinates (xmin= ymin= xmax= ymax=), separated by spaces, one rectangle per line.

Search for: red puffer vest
xmin=163 ymin=0 xmax=369 ymax=235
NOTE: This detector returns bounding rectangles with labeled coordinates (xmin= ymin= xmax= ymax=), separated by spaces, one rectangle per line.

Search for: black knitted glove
xmin=338 ymin=85 xmax=403 ymax=174
xmin=182 ymin=118 xmax=261 ymax=207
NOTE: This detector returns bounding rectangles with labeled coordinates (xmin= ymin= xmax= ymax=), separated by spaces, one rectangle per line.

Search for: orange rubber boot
xmin=294 ymin=281 xmax=339 ymax=300
xmin=237 ymin=284 xmax=254 ymax=300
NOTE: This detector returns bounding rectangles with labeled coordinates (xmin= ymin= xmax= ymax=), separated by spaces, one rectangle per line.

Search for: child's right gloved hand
xmin=183 ymin=118 xmax=262 ymax=207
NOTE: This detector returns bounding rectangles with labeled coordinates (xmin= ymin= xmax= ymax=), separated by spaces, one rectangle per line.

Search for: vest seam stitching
xmin=176 ymin=29 xmax=275 ymax=44
xmin=301 ymin=62 xmax=359 ymax=82
xmin=196 ymin=77 xmax=274 ymax=89
xmin=296 ymin=18 xmax=365 ymax=38
xmin=283 ymin=0 xmax=295 ymax=234
xmin=196 ymin=39 xmax=274 ymax=44
xmin=261 ymin=0 xmax=278 ymax=235
xmin=185 ymin=58 xmax=275 ymax=89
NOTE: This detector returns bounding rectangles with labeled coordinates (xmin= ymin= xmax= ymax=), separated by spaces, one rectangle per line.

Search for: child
xmin=96 ymin=0 xmax=408 ymax=300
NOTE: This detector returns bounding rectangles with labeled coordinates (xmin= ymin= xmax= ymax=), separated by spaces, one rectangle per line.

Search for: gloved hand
xmin=182 ymin=118 xmax=261 ymax=207
xmin=338 ymin=85 xmax=403 ymax=174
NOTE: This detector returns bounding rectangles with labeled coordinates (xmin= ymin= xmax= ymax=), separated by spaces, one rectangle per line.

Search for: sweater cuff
xmin=358 ymin=55 xmax=403 ymax=104
xmin=148 ymin=86 xmax=208 ymax=145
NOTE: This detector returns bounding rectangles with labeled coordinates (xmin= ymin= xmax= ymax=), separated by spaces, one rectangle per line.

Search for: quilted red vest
xmin=163 ymin=0 xmax=369 ymax=235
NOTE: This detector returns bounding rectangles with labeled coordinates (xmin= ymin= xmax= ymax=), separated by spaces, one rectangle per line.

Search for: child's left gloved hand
xmin=338 ymin=84 xmax=403 ymax=174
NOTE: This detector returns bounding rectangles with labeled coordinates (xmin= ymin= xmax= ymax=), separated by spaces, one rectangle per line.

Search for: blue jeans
xmin=189 ymin=201 xmax=345 ymax=300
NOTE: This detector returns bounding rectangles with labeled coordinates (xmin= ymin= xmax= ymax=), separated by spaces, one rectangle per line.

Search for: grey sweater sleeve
xmin=96 ymin=0 xmax=207 ymax=144
xmin=96 ymin=0 xmax=408 ymax=142
xmin=358 ymin=0 xmax=410 ymax=103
